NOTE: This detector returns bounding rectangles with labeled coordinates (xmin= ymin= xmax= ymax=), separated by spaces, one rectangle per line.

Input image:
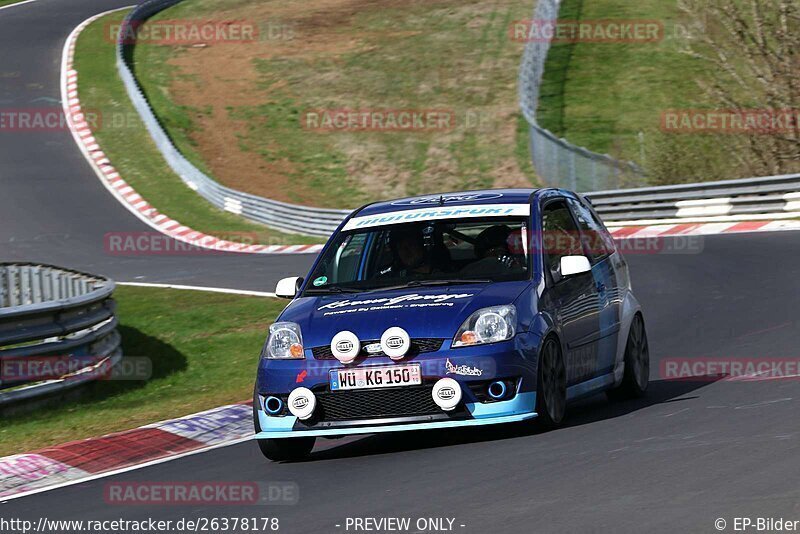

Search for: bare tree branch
xmin=676 ymin=0 xmax=799 ymax=175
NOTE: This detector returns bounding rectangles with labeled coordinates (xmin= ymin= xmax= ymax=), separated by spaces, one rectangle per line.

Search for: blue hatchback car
xmin=253 ymin=189 xmax=649 ymax=460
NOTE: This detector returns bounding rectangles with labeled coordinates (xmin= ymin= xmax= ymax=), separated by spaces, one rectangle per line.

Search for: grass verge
xmin=129 ymin=0 xmax=538 ymax=209
xmin=536 ymin=0 xmax=713 ymax=173
xmin=73 ymin=10 xmax=323 ymax=246
xmin=0 ymin=286 xmax=285 ymax=456
xmin=538 ymin=0 xmax=749 ymax=185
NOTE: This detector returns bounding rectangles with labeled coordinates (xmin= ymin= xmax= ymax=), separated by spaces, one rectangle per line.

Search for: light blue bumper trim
xmin=254 ymin=411 xmax=537 ymax=439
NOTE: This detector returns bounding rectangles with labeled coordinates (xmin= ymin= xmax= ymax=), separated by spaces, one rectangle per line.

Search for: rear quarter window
xmin=567 ymin=197 xmax=616 ymax=263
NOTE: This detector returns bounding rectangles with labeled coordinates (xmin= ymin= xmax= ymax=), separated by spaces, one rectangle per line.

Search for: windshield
xmin=304 ymin=217 xmax=530 ymax=294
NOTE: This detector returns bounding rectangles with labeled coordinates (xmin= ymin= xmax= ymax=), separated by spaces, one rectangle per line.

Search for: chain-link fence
xmin=518 ymin=0 xmax=646 ymax=191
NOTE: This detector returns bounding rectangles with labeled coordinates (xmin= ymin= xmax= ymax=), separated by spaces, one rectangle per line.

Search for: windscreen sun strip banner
xmin=343 ymin=204 xmax=531 ymax=231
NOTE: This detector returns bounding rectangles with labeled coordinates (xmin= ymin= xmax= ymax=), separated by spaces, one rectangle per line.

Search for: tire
xmin=535 ymin=336 xmax=567 ymax=428
xmin=253 ymin=393 xmax=315 ymax=461
xmin=256 ymin=437 xmax=315 ymax=462
xmin=607 ymin=313 xmax=650 ymax=400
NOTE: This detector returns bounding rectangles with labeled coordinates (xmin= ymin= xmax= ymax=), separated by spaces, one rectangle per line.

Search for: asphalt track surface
xmin=2 ymin=2 xmax=800 ymax=533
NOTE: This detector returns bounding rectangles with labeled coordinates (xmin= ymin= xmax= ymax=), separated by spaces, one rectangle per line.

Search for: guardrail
xmin=116 ymin=0 xmax=351 ymax=237
xmin=517 ymin=0 xmax=646 ymax=191
xmin=113 ymin=0 xmax=798 ymax=235
xmin=0 ymin=264 xmax=121 ymax=405
xmin=587 ymin=173 xmax=800 ymax=221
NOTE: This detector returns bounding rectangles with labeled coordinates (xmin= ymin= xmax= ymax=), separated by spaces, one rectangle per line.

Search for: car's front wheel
xmin=536 ymin=336 xmax=567 ymax=428
xmin=253 ymin=393 xmax=315 ymax=461
xmin=607 ymin=313 xmax=649 ymax=400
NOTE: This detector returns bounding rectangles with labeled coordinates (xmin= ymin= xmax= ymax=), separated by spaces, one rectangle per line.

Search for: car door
xmin=567 ymin=196 xmax=621 ymax=378
xmin=539 ymin=198 xmax=601 ymax=386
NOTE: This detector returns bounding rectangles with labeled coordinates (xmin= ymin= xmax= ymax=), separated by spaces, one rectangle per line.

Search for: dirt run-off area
xmin=134 ymin=0 xmax=538 ymax=209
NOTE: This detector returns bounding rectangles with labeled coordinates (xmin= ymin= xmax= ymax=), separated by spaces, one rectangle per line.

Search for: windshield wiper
xmin=303 ymin=286 xmax=360 ymax=295
xmin=410 ymin=279 xmax=491 ymax=287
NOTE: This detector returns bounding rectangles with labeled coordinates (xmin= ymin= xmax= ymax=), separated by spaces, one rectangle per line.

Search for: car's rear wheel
xmin=607 ymin=313 xmax=649 ymax=400
xmin=536 ymin=336 xmax=567 ymax=428
xmin=253 ymin=393 xmax=315 ymax=461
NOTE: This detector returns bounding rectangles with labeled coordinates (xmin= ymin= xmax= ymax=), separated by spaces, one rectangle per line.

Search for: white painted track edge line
xmin=117 ymin=282 xmax=278 ymax=298
xmin=0 ymin=0 xmax=37 ymax=12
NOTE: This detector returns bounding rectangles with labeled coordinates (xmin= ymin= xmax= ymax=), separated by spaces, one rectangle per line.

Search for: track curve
xmin=2 ymin=2 xmax=800 ymax=533
xmin=0 ymin=0 xmax=315 ymax=291
xmin=5 ymin=231 xmax=800 ymax=533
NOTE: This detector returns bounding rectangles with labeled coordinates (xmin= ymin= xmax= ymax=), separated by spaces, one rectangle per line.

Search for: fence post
xmin=0 ymin=268 xmax=6 ymax=308
xmin=569 ymin=149 xmax=577 ymax=190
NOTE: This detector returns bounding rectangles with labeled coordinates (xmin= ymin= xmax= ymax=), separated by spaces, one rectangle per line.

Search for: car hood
xmin=279 ymin=281 xmax=531 ymax=347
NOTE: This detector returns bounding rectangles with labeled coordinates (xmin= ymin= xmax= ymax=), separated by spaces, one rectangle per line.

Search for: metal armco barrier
xmin=587 ymin=173 xmax=800 ymax=221
xmin=0 ymin=264 xmax=121 ymax=405
xmin=116 ymin=0 xmax=350 ymax=237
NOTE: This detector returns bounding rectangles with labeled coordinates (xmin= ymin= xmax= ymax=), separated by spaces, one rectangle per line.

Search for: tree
xmin=677 ymin=0 xmax=799 ymax=176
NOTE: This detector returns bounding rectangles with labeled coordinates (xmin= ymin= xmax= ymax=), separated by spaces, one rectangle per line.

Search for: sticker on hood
xmin=318 ymin=292 xmax=473 ymax=316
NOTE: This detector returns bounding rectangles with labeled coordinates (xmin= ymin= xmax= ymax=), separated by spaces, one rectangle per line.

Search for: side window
xmin=567 ymin=198 xmax=616 ymax=263
xmin=541 ymin=200 xmax=583 ymax=284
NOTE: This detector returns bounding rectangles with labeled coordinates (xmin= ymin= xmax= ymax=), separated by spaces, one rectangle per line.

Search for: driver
xmin=388 ymin=227 xmax=434 ymax=276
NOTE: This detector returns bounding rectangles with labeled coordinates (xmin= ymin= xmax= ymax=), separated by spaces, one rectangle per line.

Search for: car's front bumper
xmin=254 ymin=412 xmax=536 ymax=439
xmin=254 ymin=390 xmax=537 ymax=439
xmin=254 ymin=334 xmax=542 ymax=439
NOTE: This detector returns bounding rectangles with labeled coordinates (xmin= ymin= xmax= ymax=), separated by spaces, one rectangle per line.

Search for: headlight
xmin=264 ymin=322 xmax=305 ymax=359
xmin=453 ymin=305 xmax=517 ymax=347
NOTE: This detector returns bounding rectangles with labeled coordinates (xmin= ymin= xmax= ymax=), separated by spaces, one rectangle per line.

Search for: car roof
xmin=356 ymin=189 xmax=541 ymax=217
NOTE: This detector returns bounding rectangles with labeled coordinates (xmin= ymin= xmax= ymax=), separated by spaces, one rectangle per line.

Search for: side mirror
xmin=560 ymin=255 xmax=591 ymax=277
xmin=275 ymin=276 xmax=303 ymax=299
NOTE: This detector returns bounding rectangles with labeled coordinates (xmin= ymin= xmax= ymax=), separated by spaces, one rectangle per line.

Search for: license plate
xmin=330 ymin=364 xmax=422 ymax=391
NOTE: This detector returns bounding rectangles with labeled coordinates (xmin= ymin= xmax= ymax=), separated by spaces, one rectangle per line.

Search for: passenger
xmin=462 ymin=225 xmax=521 ymax=275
